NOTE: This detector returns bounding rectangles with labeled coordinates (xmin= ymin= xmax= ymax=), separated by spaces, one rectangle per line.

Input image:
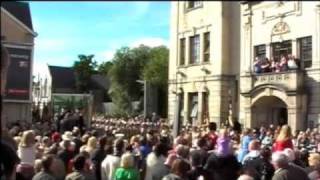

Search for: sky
xmin=28 ymin=1 xmax=170 ymax=76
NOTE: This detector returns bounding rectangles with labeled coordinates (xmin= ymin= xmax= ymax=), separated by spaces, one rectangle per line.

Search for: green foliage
xmin=143 ymin=46 xmax=169 ymax=88
xmin=98 ymin=61 xmax=113 ymax=76
xmin=108 ymin=45 xmax=169 ymax=116
xmin=73 ymin=54 xmax=98 ymax=92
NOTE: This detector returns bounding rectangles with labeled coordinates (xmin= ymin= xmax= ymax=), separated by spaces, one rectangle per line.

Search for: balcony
xmin=241 ymin=70 xmax=304 ymax=95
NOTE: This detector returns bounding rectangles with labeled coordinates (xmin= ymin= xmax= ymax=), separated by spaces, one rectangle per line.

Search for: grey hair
xmin=272 ymin=151 xmax=289 ymax=167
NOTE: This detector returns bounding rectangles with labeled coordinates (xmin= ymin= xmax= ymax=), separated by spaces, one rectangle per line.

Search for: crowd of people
xmin=253 ymin=54 xmax=300 ymax=74
xmin=1 ymin=114 xmax=320 ymax=180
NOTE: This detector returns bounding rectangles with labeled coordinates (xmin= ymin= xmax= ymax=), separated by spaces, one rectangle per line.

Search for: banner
xmin=4 ymin=47 xmax=32 ymax=101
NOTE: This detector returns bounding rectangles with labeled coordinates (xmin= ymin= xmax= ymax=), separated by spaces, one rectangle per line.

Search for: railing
xmin=252 ymin=70 xmax=303 ymax=91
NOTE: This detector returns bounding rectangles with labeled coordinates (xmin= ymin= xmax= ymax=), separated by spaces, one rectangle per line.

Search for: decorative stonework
xmin=272 ymin=21 xmax=290 ymax=35
xmin=261 ymin=2 xmax=302 ymax=24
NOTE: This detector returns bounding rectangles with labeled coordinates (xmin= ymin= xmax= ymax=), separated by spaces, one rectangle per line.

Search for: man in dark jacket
xmin=271 ymin=152 xmax=309 ymax=180
xmin=204 ymin=153 xmax=241 ymax=180
xmin=57 ymin=140 xmax=75 ymax=172
xmin=32 ymin=155 xmax=56 ymax=180
xmin=65 ymin=154 xmax=95 ymax=180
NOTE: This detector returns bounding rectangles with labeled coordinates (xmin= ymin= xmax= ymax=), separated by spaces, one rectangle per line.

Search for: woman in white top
xmin=17 ymin=130 xmax=36 ymax=165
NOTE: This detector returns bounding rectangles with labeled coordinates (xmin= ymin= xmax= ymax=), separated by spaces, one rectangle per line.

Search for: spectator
xmin=271 ymin=151 xmax=309 ymax=180
xmin=18 ymin=130 xmax=37 ymax=166
xmin=287 ymin=54 xmax=298 ymax=70
xmin=238 ymin=128 xmax=252 ymax=162
xmin=101 ymin=138 xmax=124 ymax=180
xmin=0 ymin=141 xmax=20 ymax=180
xmin=17 ymin=130 xmax=37 ymax=179
xmin=307 ymin=153 xmax=320 ymax=179
xmin=261 ymin=129 xmax=273 ymax=149
xmin=273 ymin=125 xmax=293 ymax=152
xmin=145 ymin=143 xmax=167 ymax=180
xmin=57 ymin=140 xmax=75 ymax=172
xmin=163 ymin=159 xmax=190 ymax=180
xmin=261 ymin=58 xmax=271 ymax=73
xmin=65 ymin=154 xmax=95 ymax=180
xmin=91 ymin=136 xmax=107 ymax=180
xmin=206 ymin=122 xmax=218 ymax=150
xmin=32 ymin=155 xmax=56 ymax=180
xmin=253 ymin=57 xmax=262 ymax=73
xmin=114 ymin=152 xmax=139 ymax=180
xmin=187 ymin=150 xmax=208 ymax=180
xmin=279 ymin=55 xmax=288 ymax=72
xmin=84 ymin=136 xmax=98 ymax=158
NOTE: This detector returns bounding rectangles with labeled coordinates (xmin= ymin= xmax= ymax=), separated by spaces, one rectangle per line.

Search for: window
xmin=179 ymin=92 xmax=184 ymax=121
xmin=271 ymin=40 xmax=292 ymax=61
xmin=254 ymin=44 xmax=266 ymax=59
xmin=202 ymin=92 xmax=209 ymax=124
xmin=188 ymin=93 xmax=198 ymax=125
xmin=179 ymin=38 xmax=186 ymax=66
xmin=190 ymin=35 xmax=200 ymax=64
xmin=203 ymin=32 xmax=210 ymax=62
xmin=188 ymin=1 xmax=202 ymax=9
xmin=298 ymin=36 xmax=312 ymax=68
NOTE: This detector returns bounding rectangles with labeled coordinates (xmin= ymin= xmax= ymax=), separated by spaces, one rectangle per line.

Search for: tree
xmin=98 ymin=61 xmax=113 ymax=76
xmin=143 ymin=46 xmax=169 ymax=89
xmin=73 ymin=54 xmax=97 ymax=93
xmin=108 ymin=45 xmax=151 ymax=115
xmin=143 ymin=46 xmax=169 ymax=117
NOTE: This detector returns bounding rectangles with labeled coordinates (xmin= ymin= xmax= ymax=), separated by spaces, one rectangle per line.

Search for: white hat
xmin=62 ymin=131 xmax=73 ymax=141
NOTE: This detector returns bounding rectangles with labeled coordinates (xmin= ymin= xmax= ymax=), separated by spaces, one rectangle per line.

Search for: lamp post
xmin=136 ymin=80 xmax=147 ymax=118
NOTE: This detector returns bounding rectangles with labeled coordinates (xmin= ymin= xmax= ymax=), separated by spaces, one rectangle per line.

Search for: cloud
xmin=95 ymin=50 xmax=115 ymax=63
xmin=130 ymin=37 xmax=169 ymax=48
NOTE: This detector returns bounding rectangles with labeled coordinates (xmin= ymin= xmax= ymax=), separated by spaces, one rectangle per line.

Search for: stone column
xmin=244 ymin=106 xmax=252 ymax=128
xmin=291 ymin=39 xmax=297 ymax=57
xmin=183 ymin=92 xmax=189 ymax=126
xmin=287 ymin=106 xmax=298 ymax=132
xmin=197 ymin=91 xmax=203 ymax=126
xmin=266 ymin=43 xmax=271 ymax=59
xmin=313 ymin=4 xmax=320 ymax=69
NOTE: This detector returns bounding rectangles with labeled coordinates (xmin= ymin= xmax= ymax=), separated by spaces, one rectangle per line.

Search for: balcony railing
xmin=252 ymin=70 xmax=304 ymax=92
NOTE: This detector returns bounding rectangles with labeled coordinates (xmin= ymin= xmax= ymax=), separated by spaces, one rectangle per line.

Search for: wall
xmin=168 ymin=2 xmax=241 ymax=126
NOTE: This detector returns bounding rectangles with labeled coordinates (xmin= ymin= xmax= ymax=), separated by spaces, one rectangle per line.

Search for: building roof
xmin=1 ymin=1 xmax=34 ymax=31
xmin=89 ymin=74 xmax=110 ymax=90
xmin=48 ymin=65 xmax=76 ymax=91
xmin=48 ymin=65 xmax=110 ymax=93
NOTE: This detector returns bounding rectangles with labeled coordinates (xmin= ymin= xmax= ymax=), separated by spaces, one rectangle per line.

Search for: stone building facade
xmin=239 ymin=1 xmax=320 ymax=132
xmin=169 ymin=1 xmax=320 ymax=132
xmin=168 ymin=1 xmax=241 ymax=128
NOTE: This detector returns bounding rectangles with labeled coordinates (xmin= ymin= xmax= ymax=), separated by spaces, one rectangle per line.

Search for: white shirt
xmin=17 ymin=145 xmax=36 ymax=165
xmin=288 ymin=59 xmax=298 ymax=69
xmin=242 ymin=150 xmax=260 ymax=164
xmin=145 ymin=152 xmax=166 ymax=180
xmin=101 ymin=155 xmax=121 ymax=180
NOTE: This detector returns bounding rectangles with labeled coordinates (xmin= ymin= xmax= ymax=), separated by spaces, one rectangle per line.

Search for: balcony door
xmin=272 ymin=40 xmax=292 ymax=61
